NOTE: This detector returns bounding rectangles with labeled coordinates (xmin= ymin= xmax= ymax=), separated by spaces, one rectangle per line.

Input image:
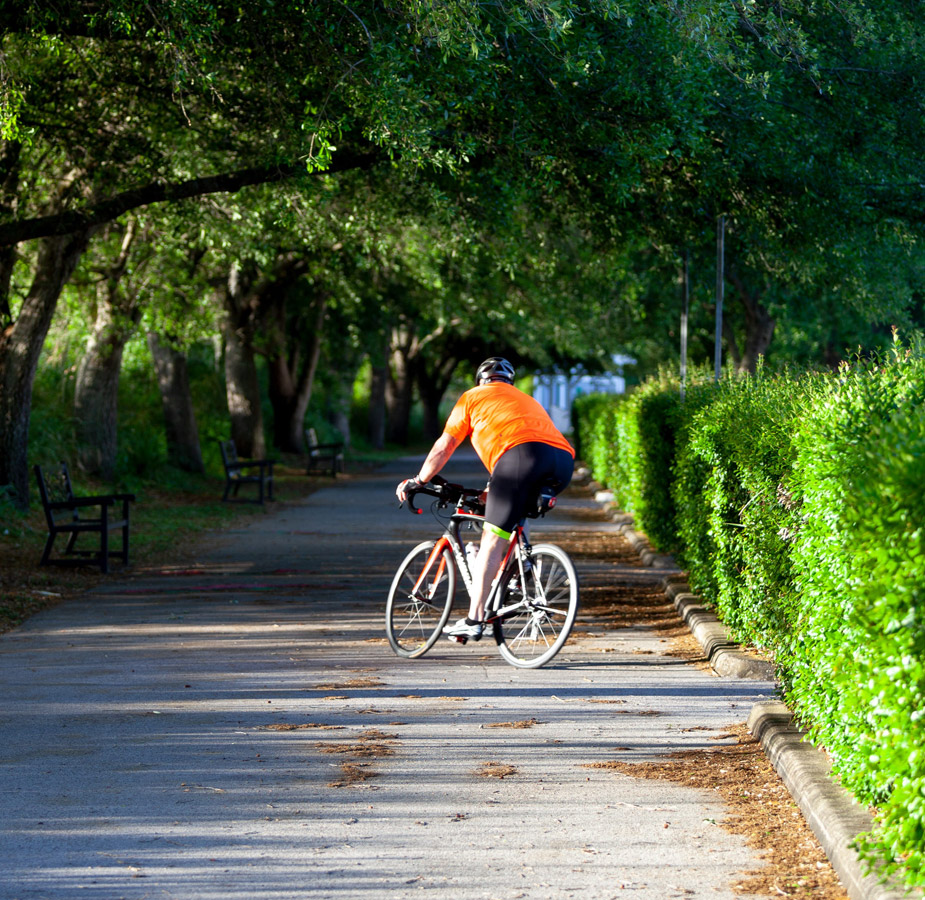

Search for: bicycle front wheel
xmin=386 ymin=540 xmax=456 ymax=658
xmin=492 ymin=543 xmax=579 ymax=668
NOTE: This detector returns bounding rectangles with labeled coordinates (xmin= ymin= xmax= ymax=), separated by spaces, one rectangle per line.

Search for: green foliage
xmin=574 ymin=372 xmax=713 ymax=555
xmin=572 ymin=393 xmax=621 ymax=487
xmin=616 ymin=377 xmax=687 ymax=552
xmin=785 ymin=349 xmax=925 ymax=883
xmin=676 ymin=371 xmax=804 ymax=643
xmin=574 ymin=344 xmax=925 ymax=888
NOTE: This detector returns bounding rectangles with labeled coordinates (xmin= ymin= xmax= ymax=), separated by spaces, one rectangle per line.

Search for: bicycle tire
xmin=385 ymin=540 xmax=456 ymax=658
xmin=491 ymin=543 xmax=579 ymax=668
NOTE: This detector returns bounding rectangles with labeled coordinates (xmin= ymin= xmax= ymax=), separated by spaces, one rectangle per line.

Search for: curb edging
xmin=748 ymin=701 xmax=910 ymax=900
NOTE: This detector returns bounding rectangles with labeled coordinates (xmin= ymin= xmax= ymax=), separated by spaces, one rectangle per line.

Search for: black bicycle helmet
xmin=475 ymin=357 xmax=516 ymax=385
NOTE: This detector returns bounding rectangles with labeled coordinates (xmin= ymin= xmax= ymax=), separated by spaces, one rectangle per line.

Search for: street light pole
xmin=714 ymin=215 xmax=725 ymax=382
xmin=681 ymin=249 xmax=689 ymax=401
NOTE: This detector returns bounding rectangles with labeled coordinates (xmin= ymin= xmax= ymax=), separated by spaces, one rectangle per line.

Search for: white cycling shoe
xmin=443 ymin=617 xmax=484 ymax=641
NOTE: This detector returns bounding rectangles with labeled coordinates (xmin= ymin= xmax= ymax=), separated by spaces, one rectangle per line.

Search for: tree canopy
xmin=1 ymin=1 xmax=923 ymax=504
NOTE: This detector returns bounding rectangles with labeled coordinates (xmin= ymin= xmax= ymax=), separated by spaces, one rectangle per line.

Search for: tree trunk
xmin=0 ymin=230 xmax=94 ymax=508
xmin=728 ymin=270 xmax=776 ymax=373
xmin=147 ymin=332 xmax=204 ymax=472
xmin=74 ymin=222 xmax=142 ymax=477
xmin=386 ymin=330 xmax=414 ymax=445
xmin=415 ymin=353 xmax=460 ymax=440
xmin=329 ymin=366 xmax=356 ymax=450
xmin=0 ymin=142 xmax=20 ymax=318
xmin=222 ymin=319 xmax=265 ymax=459
xmin=332 ymin=404 xmax=351 ymax=450
xmin=418 ymin=383 xmax=443 ymax=441
xmin=74 ymin=309 xmax=136 ymax=478
xmin=221 ymin=264 xmax=266 ymax=459
xmin=267 ymin=297 xmax=326 ymax=453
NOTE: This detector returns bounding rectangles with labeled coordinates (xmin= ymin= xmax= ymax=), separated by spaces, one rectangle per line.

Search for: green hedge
xmin=572 ymin=347 xmax=925 ymax=888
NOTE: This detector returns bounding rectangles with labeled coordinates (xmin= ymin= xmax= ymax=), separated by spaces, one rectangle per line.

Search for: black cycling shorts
xmin=484 ymin=442 xmax=574 ymax=536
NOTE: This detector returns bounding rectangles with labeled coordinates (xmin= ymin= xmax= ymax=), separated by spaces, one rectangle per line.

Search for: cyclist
xmin=396 ymin=357 xmax=574 ymax=641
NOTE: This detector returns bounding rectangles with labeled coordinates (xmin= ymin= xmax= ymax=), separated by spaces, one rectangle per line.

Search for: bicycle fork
xmin=411 ymin=540 xmax=450 ymax=602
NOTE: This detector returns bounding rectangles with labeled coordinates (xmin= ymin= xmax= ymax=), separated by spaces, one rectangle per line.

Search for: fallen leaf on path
xmin=477 ymin=761 xmax=518 ymax=779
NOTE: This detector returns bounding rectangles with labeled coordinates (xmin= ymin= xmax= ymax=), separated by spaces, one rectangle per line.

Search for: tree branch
xmin=0 ymin=148 xmax=377 ymax=246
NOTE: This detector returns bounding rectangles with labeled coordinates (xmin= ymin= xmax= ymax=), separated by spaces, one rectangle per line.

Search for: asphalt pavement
xmin=0 ymin=452 xmax=780 ymax=900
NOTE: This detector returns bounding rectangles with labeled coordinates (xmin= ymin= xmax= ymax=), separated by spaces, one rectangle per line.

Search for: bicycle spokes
xmin=492 ymin=544 xmax=579 ymax=668
xmin=386 ymin=541 xmax=456 ymax=658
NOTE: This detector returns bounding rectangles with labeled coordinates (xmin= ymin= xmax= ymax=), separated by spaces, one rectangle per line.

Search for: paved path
xmin=0 ymin=454 xmax=778 ymax=900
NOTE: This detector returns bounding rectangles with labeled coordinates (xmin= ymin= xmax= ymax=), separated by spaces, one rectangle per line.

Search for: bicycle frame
xmin=411 ymin=498 xmax=529 ymax=621
xmin=389 ymin=476 xmax=580 ymax=666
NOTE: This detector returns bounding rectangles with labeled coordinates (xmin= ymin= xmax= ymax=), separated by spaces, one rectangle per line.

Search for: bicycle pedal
xmin=448 ymin=634 xmax=468 ymax=645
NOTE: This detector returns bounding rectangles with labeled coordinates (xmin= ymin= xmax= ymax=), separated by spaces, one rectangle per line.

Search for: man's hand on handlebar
xmin=396 ymin=476 xmax=423 ymax=504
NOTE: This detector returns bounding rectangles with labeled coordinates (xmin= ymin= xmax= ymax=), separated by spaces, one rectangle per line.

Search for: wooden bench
xmin=219 ymin=440 xmax=275 ymax=503
xmin=34 ymin=463 xmax=135 ymax=574
xmin=305 ymin=427 xmax=344 ymax=477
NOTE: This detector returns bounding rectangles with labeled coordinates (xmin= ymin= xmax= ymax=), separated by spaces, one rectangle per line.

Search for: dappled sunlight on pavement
xmin=0 ymin=455 xmax=837 ymax=899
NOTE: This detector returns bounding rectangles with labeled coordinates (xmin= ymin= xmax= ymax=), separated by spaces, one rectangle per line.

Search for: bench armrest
xmin=311 ymin=442 xmax=343 ymax=451
xmin=77 ymin=493 xmax=136 ymax=505
xmin=47 ymin=496 xmax=116 ymax=510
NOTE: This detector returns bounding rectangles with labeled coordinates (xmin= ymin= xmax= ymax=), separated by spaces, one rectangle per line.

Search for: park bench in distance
xmin=33 ymin=463 xmax=135 ymax=574
xmin=218 ymin=439 xmax=275 ymax=503
xmin=304 ymin=427 xmax=344 ymax=477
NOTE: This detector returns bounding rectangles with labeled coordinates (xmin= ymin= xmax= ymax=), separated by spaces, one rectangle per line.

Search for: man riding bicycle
xmin=396 ymin=357 xmax=575 ymax=641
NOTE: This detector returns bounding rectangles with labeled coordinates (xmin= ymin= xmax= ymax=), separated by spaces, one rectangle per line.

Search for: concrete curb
xmin=663 ymin=580 xmax=777 ymax=681
xmin=586 ymin=489 xmax=917 ymax=900
xmin=748 ymin=701 xmax=911 ymax=900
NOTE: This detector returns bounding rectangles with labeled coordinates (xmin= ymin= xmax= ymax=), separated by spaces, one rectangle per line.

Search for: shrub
xmin=577 ymin=344 xmax=925 ymax=887
xmin=677 ymin=371 xmax=805 ymax=644
xmin=786 ymin=352 xmax=925 ymax=884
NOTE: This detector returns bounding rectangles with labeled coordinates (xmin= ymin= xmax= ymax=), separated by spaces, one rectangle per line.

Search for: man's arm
xmin=396 ymin=432 xmax=462 ymax=502
xmin=417 ymin=433 xmax=461 ymax=483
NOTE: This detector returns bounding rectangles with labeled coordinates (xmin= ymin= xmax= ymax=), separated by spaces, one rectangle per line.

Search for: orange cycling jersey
xmin=443 ymin=382 xmax=575 ymax=474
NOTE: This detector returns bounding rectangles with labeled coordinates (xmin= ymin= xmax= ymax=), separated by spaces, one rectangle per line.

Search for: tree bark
xmin=74 ymin=308 xmax=137 ymax=478
xmin=386 ymin=329 xmax=414 ymax=445
xmin=147 ymin=332 xmax=204 ymax=473
xmin=331 ymin=397 xmax=352 ymax=450
xmin=0 ymin=141 xmax=21 ymax=320
xmin=267 ymin=297 xmax=326 ymax=453
xmin=221 ymin=264 xmax=266 ymax=459
xmin=74 ymin=222 xmax=142 ymax=477
xmin=0 ymin=149 xmax=377 ymax=247
xmin=368 ymin=356 xmax=389 ymax=450
xmin=728 ymin=270 xmax=776 ymax=373
xmin=0 ymin=230 xmax=94 ymax=507
xmin=416 ymin=353 xmax=460 ymax=440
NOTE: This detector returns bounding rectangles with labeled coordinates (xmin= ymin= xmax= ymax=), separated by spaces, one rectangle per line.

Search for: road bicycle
xmin=385 ymin=475 xmax=579 ymax=669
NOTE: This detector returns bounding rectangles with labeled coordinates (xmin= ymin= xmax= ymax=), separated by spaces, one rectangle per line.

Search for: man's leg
xmin=468 ymin=527 xmax=510 ymax=621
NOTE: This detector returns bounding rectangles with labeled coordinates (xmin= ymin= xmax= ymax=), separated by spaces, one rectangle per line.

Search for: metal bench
xmin=34 ymin=463 xmax=135 ymax=573
xmin=305 ymin=427 xmax=344 ymax=477
xmin=218 ymin=440 xmax=275 ymax=503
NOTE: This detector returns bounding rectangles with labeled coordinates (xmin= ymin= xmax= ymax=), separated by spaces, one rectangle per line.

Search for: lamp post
xmin=680 ymin=250 xmax=689 ymax=401
xmin=714 ymin=214 xmax=725 ymax=382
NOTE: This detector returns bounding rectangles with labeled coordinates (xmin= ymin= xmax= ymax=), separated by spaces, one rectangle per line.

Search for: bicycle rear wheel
xmin=386 ymin=540 xmax=456 ymax=658
xmin=491 ymin=543 xmax=578 ymax=668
